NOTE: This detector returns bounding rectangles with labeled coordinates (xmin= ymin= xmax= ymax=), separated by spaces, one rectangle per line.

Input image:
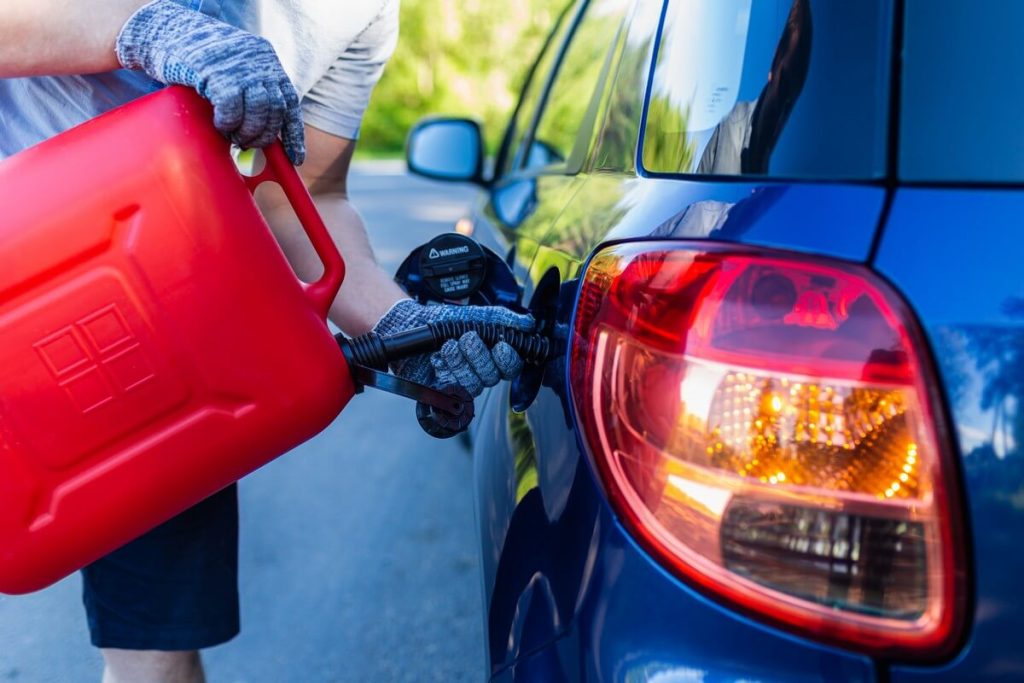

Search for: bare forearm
xmin=0 ymin=0 xmax=147 ymax=76
xmin=260 ymin=189 xmax=406 ymax=336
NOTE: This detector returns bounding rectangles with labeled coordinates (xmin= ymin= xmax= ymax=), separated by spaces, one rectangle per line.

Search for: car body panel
xmin=875 ymin=189 xmax=1024 ymax=681
xmin=484 ymin=174 xmax=587 ymax=302
xmin=475 ymin=378 xmax=600 ymax=673
xmin=530 ymin=172 xmax=886 ymax=262
xmin=474 ymin=174 xmax=888 ymax=678
xmin=491 ymin=523 xmax=881 ymax=683
xmin=571 ymin=515 xmax=876 ymax=683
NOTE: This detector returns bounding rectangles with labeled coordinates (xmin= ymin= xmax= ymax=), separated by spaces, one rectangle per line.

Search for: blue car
xmin=406 ymin=0 xmax=1023 ymax=680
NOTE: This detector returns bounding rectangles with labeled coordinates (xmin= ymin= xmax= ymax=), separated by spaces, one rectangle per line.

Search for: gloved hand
xmin=373 ymin=300 xmax=534 ymax=398
xmin=116 ymin=0 xmax=305 ymax=164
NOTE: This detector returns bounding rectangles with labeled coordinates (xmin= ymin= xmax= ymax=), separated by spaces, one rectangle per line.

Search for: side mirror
xmin=406 ymin=117 xmax=485 ymax=184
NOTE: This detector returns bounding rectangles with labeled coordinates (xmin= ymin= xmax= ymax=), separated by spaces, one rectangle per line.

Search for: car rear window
xmin=641 ymin=0 xmax=893 ymax=181
xmin=900 ymin=0 xmax=1024 ymax=182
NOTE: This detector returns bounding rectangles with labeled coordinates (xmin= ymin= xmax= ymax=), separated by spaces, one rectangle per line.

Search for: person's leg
xmin=81 ymin=485 xmax=240 ymax=683
xmin=100 ymin=649 xmax=205 ymax=683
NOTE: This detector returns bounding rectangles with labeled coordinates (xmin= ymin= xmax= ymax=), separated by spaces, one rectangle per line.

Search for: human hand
xmin=372 ymin=300 xmax=535 ymax=398
xmin=116 ymin=0 xmax=305 ymax=164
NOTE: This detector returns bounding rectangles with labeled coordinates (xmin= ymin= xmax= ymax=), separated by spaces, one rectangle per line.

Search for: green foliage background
xmin=356 ymin=0 xmax=565 ymax=158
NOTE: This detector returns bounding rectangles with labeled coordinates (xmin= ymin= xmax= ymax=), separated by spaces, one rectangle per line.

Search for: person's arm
xmin=257 ymin=125 xmax=533 ymax=398
xmin=0 ymin=0 xmax=148 ymax=76
xmin=0 ymin=0 xmax=306 ymax=163
xmin=256 ymin=124 xmax=406 ymax=336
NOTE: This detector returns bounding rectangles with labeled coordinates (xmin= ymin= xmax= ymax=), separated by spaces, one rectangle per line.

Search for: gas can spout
xmin=342 ymin=321 xmax=552 ymax=370
xmin=336 ymin=322 xmax=553 ymax=438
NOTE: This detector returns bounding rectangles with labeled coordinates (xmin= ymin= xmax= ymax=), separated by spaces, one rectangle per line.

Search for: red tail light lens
xmin=569 ymin=242 xmax=965 ymax=658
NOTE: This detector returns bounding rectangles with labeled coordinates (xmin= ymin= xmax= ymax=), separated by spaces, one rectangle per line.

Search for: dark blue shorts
xmin=81 ymin=484 xmax=240 ymax=651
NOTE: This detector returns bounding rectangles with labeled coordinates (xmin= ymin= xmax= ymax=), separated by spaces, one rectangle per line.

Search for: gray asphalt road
xmin=0 ymin=163 xmax=486 ymax=683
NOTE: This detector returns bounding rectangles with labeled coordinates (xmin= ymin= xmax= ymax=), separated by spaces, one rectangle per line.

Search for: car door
xmin=470 ymin=0 xmax=637 ymax=675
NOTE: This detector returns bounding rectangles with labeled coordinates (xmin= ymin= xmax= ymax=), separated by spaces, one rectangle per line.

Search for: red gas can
xmin=0 ymin=87 xmax=354 ymax=594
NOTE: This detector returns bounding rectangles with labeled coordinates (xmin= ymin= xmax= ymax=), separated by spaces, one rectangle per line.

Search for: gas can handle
xmin=244 ymin=141 xmax=345 ymax=319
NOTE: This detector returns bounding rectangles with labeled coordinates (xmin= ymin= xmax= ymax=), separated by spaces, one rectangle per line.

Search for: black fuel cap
xmin=417 ymin=233 xmax=487 ymax=301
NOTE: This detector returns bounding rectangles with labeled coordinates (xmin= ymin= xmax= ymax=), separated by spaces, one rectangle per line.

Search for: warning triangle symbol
xmin=428 ymin=248 xmax=441 ymax=259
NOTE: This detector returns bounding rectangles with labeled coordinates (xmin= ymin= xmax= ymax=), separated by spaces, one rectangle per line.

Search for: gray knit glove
xmin=116 ymin=0 xmax=305 ymax=164
xmin=373 ymin=300 xmax=534 ymax=398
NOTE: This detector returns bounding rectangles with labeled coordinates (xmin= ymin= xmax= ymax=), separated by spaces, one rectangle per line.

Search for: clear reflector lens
xmin=721 ymin=501 xmax=927 ymax=619
xmin=570 ymin=243 xmax=964 ymax=658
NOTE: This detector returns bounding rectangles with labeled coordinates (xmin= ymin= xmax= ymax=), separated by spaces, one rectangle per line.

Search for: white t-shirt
xmin=0 ymin=0 xmax=398 ymax=158
xmin=213 ymin=0 xmax=398 ymax=139
xmin=695 ymin=100 xmax=756 ymax=176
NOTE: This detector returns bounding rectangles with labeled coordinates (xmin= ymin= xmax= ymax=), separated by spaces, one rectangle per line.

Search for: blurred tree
xmin=357 ymin=0 xmax=567 ymax=158
xmin=641 ymin=93 xmax=697 ymax=174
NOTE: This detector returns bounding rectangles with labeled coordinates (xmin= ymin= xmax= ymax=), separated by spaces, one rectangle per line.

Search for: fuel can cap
xmin=417 ymin=233 xmax=487 ymax=301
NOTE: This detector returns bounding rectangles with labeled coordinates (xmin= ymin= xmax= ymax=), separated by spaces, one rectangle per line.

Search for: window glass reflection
xmin=500 ymin=1 xmax=575 ymax=177
xmin=901 ymin=0 xmax=1024 ymax=182
xmin=643 ymin=0 xmax=891 ymax=180
xmin=591 ymin=0 xmax=664 ymax=173
xmin=527 ymin=0 xmax=632 ymax=171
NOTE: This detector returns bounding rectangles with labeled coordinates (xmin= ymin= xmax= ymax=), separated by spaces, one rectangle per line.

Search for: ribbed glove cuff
xmin=116 ymin=0 xmax=175 ymax=75
xmin=371 ymin=299 xmax=423 ymax=337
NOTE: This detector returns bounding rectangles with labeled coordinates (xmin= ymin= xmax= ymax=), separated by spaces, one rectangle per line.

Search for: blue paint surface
xmin=877 ymin=189 xmax=1024 ymax=682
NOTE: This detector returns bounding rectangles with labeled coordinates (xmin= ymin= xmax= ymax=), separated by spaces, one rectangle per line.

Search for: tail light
xmin=569 ymin=241 xmax=966 ymax=658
